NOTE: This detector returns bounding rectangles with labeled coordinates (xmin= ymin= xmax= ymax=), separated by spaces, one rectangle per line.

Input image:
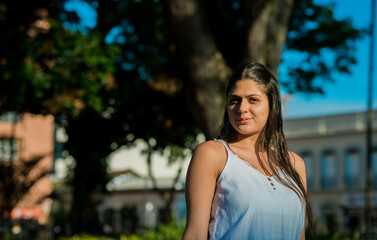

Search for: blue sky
xmin=282 ymin=0 xmax=374 ymax=119
xmin=65 ymin=0 xmax=374 ymax=119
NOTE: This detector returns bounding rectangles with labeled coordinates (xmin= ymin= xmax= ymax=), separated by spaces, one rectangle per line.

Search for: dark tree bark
xmin=163 ymin=0 xmax=231 ymax=139
xmin=247 ymin=0 xmax=294 ymax=76
xmin=163 ymin=0 xmax=294 ymax=138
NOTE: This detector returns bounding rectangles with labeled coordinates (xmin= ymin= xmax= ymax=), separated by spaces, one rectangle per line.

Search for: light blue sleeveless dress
xmin=209 ymin=139 xmax=305 ymax=240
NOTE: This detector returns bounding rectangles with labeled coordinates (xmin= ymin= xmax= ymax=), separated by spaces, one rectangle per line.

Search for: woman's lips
xmin=236 ymin=118 xmax=251 ymax=124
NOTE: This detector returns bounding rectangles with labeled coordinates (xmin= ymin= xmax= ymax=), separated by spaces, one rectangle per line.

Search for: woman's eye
xmin=249 ymin=98 xmax=258 ymax=103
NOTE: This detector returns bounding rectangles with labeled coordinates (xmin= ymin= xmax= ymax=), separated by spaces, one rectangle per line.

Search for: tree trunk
xmin=66 ymin=109 xmax=112 ymax=234
xmin=163 ymin=0 xmax=231 ymax=139
xmin=247 ymin=0 xmax=294 ymax=76
xmin=163 ymin=0 xmax=294 ymax=139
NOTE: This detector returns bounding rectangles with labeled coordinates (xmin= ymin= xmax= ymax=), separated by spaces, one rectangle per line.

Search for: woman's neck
xmin=229 ymin=132 xmax=266 ymax=154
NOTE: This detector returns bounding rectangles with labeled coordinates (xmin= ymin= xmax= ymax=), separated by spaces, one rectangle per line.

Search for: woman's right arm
xmin=182 ymin=141 xmax=226 ymax=240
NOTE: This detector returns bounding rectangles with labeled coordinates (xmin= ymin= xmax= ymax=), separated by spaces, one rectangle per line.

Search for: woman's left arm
xmin=289 ymin=151 xmax=307 ymax=240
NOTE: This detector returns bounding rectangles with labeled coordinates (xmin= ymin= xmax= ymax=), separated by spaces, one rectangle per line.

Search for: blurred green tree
xmin=88 ymin=0 xmax=362 ymax=138
xmin=0 ymin=0 xmax=123 ymax=235
xmin=0 ymin=0 xmax=199 ymax=233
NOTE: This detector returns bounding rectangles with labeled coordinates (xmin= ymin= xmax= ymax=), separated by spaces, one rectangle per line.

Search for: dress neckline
xmin=217 ymin=139 xmax=276 ymax=178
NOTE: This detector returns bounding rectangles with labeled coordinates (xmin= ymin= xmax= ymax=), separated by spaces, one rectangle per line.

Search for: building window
xmin=0 ymin=111 xmax=19 ymax=123
xmin=0 ymin=138 xmax=18 ymax=161
xmin=321 ymin=150 xmax=337 ymax=188
xmin=301 ymin=151 xmax=314 ymax=189
xmin=344 ymin=148 xmax=361 ymax=188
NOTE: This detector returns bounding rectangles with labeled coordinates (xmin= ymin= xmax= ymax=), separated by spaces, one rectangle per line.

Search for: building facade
xmin=103 ymin=140 xmax=189 ymax=233
xmin=284 ymin=111 xmax=377 ymax=233
xmin=0 ymin=112 xmax=55 ymax=225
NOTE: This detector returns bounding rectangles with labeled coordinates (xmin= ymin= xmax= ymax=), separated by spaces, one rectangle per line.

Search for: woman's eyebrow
xmin=245 ymin=94 xmax=261 ymax=98
xmin=228 ymin=94 xmax=261 ymax=98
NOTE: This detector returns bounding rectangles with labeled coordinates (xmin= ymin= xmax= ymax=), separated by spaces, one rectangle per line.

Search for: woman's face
xmin=227 ymin=79 xmax=269 ymax=138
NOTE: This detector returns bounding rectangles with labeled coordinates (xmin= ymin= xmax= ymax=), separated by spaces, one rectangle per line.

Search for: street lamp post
xmin=366 ymin=0 xmax=376 ymax=237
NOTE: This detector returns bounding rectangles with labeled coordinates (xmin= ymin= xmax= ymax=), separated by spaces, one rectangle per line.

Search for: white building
xmin=284 ymin=111 xmax=377 ymax=234
xmin=103 ymin=139 xmax=192 ymax=233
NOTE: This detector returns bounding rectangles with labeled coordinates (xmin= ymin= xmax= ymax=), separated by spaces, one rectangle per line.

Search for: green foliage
xmin=78 ymin=0 xmax=362 ymax=143
xmin=58 ymin=234 xmax=118 ymax=240
xmin=0 ymin=1 xmax=120 ymax=116
xmin=57 ymin=220 xmax=186 ymax=240
xmin=283 ymin=0 xmax=365 ymax=94
xmin=306 ymin=230 xmax=363 ymax=240
xmin=0 ymin=1 xmax=121 ymax=234
xmin=129 ymin=220 xmax=185 ymax=240
xmin=305 ymin=221 xmax=365 ymax=240
xmin=56 ymin=221 xmax=369 ymax=240
xmin=2 ymin=20 xmax=120 ymax=115
xmin=201 ymin=0 xmax=363 ymax=94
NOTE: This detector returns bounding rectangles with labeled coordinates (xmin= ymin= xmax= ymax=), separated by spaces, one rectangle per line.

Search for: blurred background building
xmin=0 ymin=112 xmax=54 ymax=237
xmin=285 ymin=111 xmax=377 ymax=234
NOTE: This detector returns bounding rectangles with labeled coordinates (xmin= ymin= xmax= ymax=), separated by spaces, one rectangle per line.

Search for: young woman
xmin=183 ymin=62 xmax=312 ymax=240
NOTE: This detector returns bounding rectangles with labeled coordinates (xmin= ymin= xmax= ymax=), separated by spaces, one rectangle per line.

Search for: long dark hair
xmin=220 ymin=61 xmax=313 ymax=226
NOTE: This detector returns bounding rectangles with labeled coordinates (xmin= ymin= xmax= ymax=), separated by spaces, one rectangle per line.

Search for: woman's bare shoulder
xmin=288 ymin=151 xmax=304 ymax=164
xmin=288 ymin=151 xmax=306 ymax=175
xmin=190 ymin=140 xmax=227 ymax=170
xmin=195 ymin=140 xmax=226 ymax=154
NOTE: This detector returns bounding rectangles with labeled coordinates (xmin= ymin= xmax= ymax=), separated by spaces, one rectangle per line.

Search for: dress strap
xmin=214 ymin=139 xmax=231 ymax=153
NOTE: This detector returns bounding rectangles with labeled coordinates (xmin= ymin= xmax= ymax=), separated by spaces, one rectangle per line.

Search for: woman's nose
xmin=238 ymin=99 xmax=248 ymax=113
